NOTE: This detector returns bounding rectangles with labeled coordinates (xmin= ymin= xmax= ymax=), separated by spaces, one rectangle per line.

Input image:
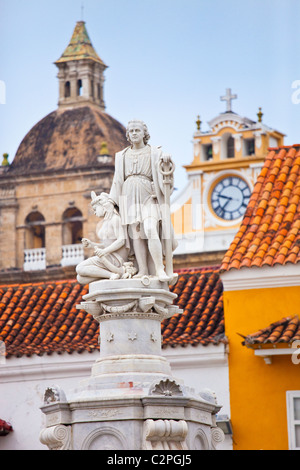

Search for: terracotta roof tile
xmin=220 ymin=146 xmax=300 ymax=272
xmin=0 ymin=280 xmax=94 ymax=357
xmin=0 ymin=268 xmax=226 ymax=358
xmin=241 ymin=316 xmax=300 ymax=347
xmin=162 ymin=268 xmax=225 ymax=348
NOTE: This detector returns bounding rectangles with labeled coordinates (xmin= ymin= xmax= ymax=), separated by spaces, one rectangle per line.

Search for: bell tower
xmin=55 ymin=21 xmax=107 ymax=110
xmin=171 ymin=89 xmax=285 ymax=268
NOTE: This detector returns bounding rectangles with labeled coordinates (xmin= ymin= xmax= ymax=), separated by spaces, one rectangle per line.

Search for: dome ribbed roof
xmin=10 ymin=106 xmax=127 ymax=174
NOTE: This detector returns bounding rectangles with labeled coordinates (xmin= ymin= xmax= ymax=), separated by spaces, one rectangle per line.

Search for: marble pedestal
xmin=39 ymin=278 xmax=224 ymax=450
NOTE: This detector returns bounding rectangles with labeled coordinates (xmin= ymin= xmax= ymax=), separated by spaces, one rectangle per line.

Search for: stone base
xmin=39 ymin=278 xmax=225 ymax=450
xmin=40 ymin=380 xmax=224 ymax=450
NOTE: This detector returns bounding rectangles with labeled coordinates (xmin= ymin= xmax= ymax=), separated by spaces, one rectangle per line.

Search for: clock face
xmin=210 ymin=176 xmax=251 ymax=220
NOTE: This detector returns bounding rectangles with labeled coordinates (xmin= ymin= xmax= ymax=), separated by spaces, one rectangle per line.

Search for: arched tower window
xmin=244 ymin=138 xmax=255 ymax=156
xmin=64 ymin=81 xmax=71 ymax=98
xmin=25 ymin=211 xmax=45 ymax=249
xmin=77 ymin=79 xmax=83 ymax=96
xmin=202 ymin=144 xmax=213 ymax=161
xmin=62 ymin=207 xmax=83 ymax=245
xmin=227 ymin=136 xmax=235 ymax=158
xmin=91 ymin=80 xmax=94 ymax=98
xmin=221 ymin=133 xmax=235 ymax=159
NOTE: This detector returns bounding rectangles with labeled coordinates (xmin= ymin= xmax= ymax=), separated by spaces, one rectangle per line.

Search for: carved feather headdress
xmin=90 ymin=191 xmax=109 ymax=207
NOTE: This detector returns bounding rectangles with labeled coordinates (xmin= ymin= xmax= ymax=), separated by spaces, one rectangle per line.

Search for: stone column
xmin=56 ymin=69 xmax=66 ymax=105
xmin=45 ymin=223 xmax=62 ymax=267
xmin=0 ymin=185 xmax=18 ymax=269
xmin=68 ymin=62 xmax=78 ymax=100
xmin=40 ymin=278 xmax=225 ymax=450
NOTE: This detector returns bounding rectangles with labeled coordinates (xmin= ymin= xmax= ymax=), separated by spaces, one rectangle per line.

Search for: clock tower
xmin=171 ymin=89 xmax=285 ymax=268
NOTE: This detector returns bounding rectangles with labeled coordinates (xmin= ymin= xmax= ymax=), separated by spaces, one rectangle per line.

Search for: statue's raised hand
xmin=160 ymin=153 xmax=172 ymax=163
xmin=81 ymin=238 xmax=91 ymax=248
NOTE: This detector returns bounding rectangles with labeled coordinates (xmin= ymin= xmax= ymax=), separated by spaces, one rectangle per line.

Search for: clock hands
xmin=211 ymin=176 xmax=250 ymax=220
xmin=219 ymin=194 xmax=240 ymax=202
xmin=219 ymin=194 xmax=241 ymax=210
xmin=213 ymin=196 xmax=231 ymax=218
xmin=219 ymin=195 xmax=233 ymax=211
xmin=219 ymin=198 xmax=230 ymax=216
xmin=218 ymin=194 xmax=242 ymax=218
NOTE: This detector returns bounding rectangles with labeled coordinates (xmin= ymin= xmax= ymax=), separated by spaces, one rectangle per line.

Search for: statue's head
xmin=90 ymin=191 xmax=113 ymax=217
xmin=126 ymin=120 xmax=150 ymax=145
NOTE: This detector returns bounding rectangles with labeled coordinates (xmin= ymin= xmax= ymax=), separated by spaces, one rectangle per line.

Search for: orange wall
xmin=223 ymin=285 xmax=300 ymax=450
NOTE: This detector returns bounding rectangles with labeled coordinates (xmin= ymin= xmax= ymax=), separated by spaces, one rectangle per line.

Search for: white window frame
xmin=286 ymin=391 xmax=300 ymax=450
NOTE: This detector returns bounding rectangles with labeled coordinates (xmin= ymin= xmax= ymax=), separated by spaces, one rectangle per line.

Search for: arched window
xmin=244 ymin=138 xmax=255 ymax=156
xmin=62 ymin=207 xmax=83 ymax=245
xmin=25 ymin=211 xmax=45 ymax=249
xmin=77 ymin=79 xmax=83 ymax=96
xmin=61 ymin=207 xmax=84 ymax=267
xmin=227 ymin=136 xmax=235 ymax=158
xmin=24 ymin=211 xmax=46 ymax=271
xmin=64 ymin=81 xmax=71 ymax=98
xmin=202 ymin=144 xmax=213 ymax=161
xmin=91 ymin=80 xmax=94 ymax=98
xmin=221 ymin=133 xmax=235 ymax=159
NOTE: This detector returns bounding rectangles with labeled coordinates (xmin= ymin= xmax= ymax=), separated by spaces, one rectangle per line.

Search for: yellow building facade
xmin=220 ymin=145 xmax=300 ymax=449
xmin=222 ymin=281 xmax=300 ymax=449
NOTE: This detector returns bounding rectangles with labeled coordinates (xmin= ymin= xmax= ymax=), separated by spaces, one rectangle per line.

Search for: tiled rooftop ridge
xmin=220 ymin=145 xmax=300 ymax=271
xmin=0 ymin=268 xmax=226 ymax=358
xmin=240 ymin=315 xmax=300 ymax=348
xmin=162 ymin=270 xmax=225 ymax=347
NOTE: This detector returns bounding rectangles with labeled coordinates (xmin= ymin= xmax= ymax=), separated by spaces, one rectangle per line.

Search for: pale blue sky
xmin=1 ymin=0 xmax=300 ymax=190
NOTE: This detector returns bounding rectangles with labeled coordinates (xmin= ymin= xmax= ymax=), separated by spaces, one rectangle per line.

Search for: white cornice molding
xmin=220 ymin=263 xmax=300 ymax=291
xmin=163 ymin=343 xmax=228 ymax=368
xmin=253 ymin=347 xmax=298 ymax=365
xmin=0 ymin=344 xmax=228 ymax=383
xmin=0 ymin=351 xmax=97 ymax=383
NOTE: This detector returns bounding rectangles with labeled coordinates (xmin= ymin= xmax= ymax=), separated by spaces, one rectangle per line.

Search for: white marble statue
xmin=76 ymin=191 xmax=136 ymax=284
xmin=107 ymin=119 xmax=178 ymax=282
xmin=45 ymin=122 xmax=224 ymax=454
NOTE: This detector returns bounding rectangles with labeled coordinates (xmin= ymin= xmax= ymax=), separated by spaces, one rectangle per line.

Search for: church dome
xmin=10 ymin=22 xmax=128 ymax=175
xmin=10 ymin=105 xmax=128 ymax=174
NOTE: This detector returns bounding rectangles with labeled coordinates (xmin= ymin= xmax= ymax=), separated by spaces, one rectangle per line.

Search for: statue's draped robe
xmin=109 ymin=145 xmax=178 ymax=256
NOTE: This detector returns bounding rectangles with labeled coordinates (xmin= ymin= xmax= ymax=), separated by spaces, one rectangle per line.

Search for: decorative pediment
xmin=208 ymin=113 xmax=256 ymax=133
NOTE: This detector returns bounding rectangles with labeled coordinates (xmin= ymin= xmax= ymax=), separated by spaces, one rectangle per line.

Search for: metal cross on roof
xmin=220 ymin=88 xmax=237 ymax=112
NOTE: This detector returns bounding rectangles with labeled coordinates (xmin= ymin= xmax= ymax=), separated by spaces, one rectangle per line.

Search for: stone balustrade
xmin=24 ymin=248 xmax=46 ymax=271
xmin=61 ymin=244 xmax=84 ymax=267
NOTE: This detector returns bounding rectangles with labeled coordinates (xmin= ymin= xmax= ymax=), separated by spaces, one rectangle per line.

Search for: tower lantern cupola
xmin=55 ymin=21 xmax=107 ymax=110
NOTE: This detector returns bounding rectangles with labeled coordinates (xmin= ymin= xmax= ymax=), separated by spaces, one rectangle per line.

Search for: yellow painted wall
xmin=171 ymin=197 xmax=193 ymax=234
xmin=223 ymin=285 xmax=300 ymax=450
